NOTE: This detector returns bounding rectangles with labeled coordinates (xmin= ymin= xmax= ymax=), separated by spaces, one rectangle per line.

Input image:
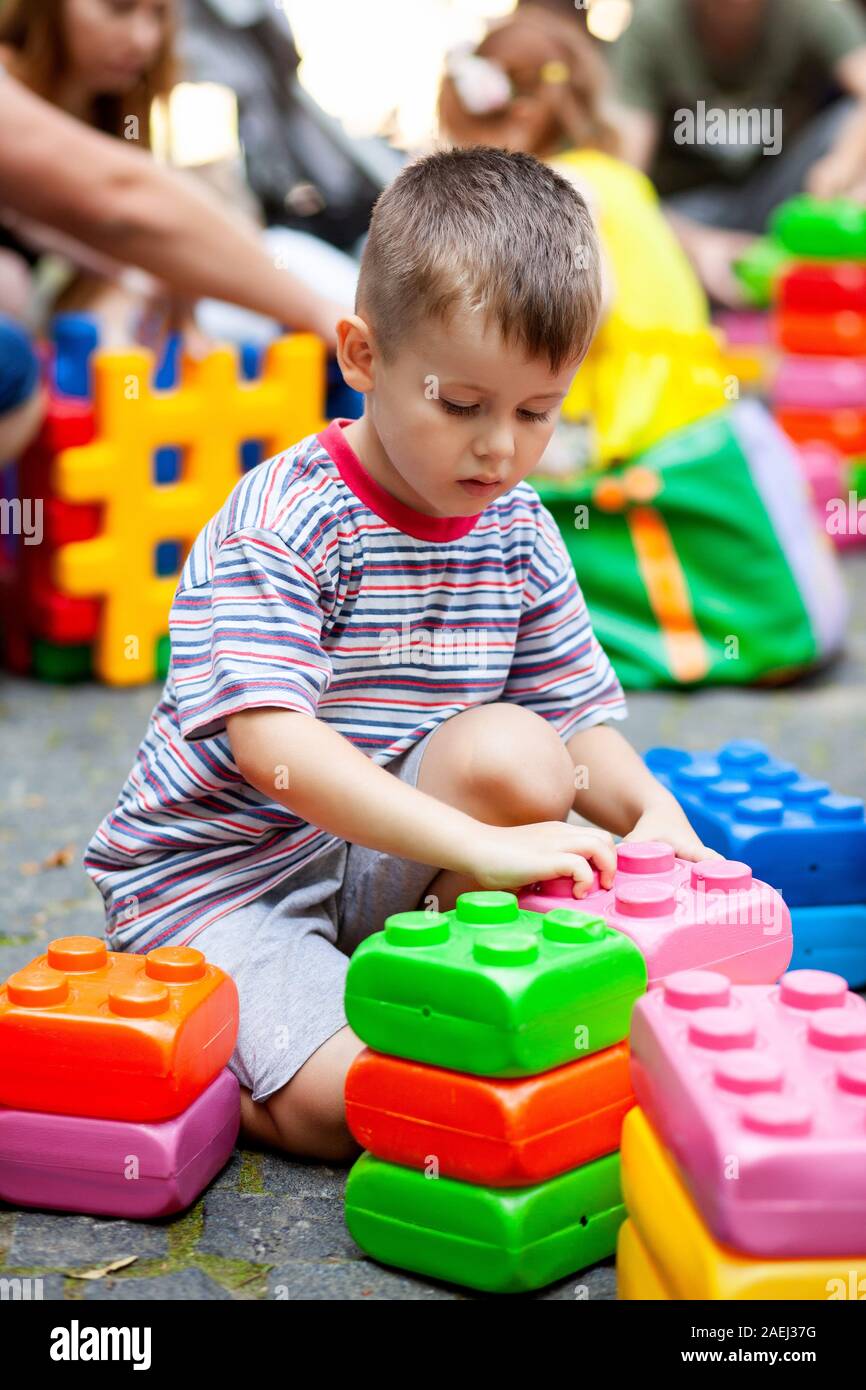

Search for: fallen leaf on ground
xmin=65 ymin=1256 xmax=138 ymax=1281
xmin=42 ymin=846 xmax=76 ymax=869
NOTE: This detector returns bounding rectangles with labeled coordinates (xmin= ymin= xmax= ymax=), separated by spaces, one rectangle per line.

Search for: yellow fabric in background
xmin=554 ymin=150 xmax=727 ymax=465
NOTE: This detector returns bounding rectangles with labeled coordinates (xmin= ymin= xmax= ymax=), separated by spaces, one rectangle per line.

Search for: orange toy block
xmin=775 ymin=309 xmax=866 ymax=356
xmin=0 ymin=937 xmax=238 ymax=1121
xmin=775 ymin=405 xmax=866 ymax=455
xmin=51 ymin=335 xmax=326 ymax=685
xmin=345 ymin=1042 xmax=634 ymax=1186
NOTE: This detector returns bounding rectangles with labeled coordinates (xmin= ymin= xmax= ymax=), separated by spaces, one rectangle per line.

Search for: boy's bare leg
xmin=239 ymin=703 xmax=577 ymax=1160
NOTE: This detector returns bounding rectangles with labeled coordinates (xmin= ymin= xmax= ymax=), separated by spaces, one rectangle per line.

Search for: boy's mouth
xmin=458 ymin=477 xmax=502 ymax=499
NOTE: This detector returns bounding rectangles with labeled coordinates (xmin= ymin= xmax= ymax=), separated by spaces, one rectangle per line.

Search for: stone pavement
xmin=1 ymin=551 xmax=864 ymax=1300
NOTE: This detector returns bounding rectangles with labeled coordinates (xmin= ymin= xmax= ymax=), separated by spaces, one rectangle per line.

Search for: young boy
xmin=85 ymin=148 xmax=711 ymax=1163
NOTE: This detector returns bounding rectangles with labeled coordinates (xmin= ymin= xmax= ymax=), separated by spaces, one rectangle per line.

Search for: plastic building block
xmin=519 ymin=842 xmax=791 ymax=987
xmin=619 ymin=1106 xmax=866 ymax=1299
xmin=773 ymin=356 xmax=866 ymax=410
xmin=771 ymin=195 xmax=866 ymax=259
xmin=345 ymin=1149 xmax=624 ymax=1294
xmin=776 ymin=308 xmax=866 ymax=356
xmin=644 ymin=741 xmax=866 ymax=907
xmin=51 ymin=336 xmax=327 ymax=684
xmin=345 ymin=1042 xmax=633 ymax=1187
xmin=778 ymin=262 xmax=866 ymax=315
xmin=344 ymin=893 xmax=646 ymax=1077
xmin=789 ymin=905 xmax=866 ymax=989
xmin=0 ymin=937 xmax=238 ymax=1121
xmin=629 ymin=968 xmax=866 ymax=1257
xmin=53 ymin=314 xmax=99 ymax=398
xmin=0 ymin=1069 xmax=239 ymax=1218
xmin=32 ymin=639 xmax=93 ymax=683
xmin=732 ymin=237 xmax=791 ymax=307
xmin=776 ymin=405 xmax=866 ymax=455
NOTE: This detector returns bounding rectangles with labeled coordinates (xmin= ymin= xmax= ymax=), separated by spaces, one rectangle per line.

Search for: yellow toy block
xmin=51 ymin=334 xmax=327 ymax=686
xmin=616 ymin=1219 xmax=670 ymax=1300
xmin=619 ymin=1108 xmax=866 ymax=1300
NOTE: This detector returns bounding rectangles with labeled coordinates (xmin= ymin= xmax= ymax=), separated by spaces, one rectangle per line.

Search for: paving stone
xmin=536 ymin=1260 xmax=618 ymax=1301
xmin=199 ymin=1193 xmax=358 ymax=1263
xmin=7 ymin=1212 xmax=169 ymax=1268
xmin=208 ymin=1151 xmax=244 ymax=1193
xmin=83 ymin=1269 xmax=231 ymax=1300
xmin=259 ymin=1154 xmax=346 ymax=1204
xmin=267 ymin=1260 xmax=463 ymax=1300
xmin=0 ymin=1272 xmax=66 ymax=1300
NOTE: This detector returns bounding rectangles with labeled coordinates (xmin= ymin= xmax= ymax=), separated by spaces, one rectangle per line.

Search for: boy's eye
xmin=517 ymin=408 xmax=552 ymax=423
xmin=440 ymin=399 xmax=480 ymax=417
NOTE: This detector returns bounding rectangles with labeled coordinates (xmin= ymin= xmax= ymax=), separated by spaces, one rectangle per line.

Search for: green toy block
xmin=345 ymin=1149 xmax=624 ymax=1294
xmin=732 ymin=236 xmax=791 ymax=306
xmin=344 ymin=892 xmax=647 ymax=1077
xmin=770 ymin=195 xmax=866 ymax=261
xmin=32 ymin=639 xmax=93 ymax=683
xmin=156 ymin=634 xmax=171 ymax=680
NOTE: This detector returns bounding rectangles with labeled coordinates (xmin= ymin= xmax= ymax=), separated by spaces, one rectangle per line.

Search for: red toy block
xmin=345 ymin=1042 xmax=634 ymax=1186
xmin=778 ymin=263 xmax=866 ymax=315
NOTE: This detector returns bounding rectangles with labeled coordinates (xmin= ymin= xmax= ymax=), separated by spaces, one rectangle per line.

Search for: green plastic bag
xmin=534 ymin=403 xmax=847 ymax=690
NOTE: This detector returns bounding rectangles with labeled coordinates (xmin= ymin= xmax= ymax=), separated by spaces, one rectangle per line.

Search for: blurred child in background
xmin=439 ymin=6 xmax=729 ymax=468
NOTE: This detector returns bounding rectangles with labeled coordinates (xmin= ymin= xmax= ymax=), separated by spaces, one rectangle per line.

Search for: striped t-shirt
xmin=85 ymin=419 xmax=627 ymax=950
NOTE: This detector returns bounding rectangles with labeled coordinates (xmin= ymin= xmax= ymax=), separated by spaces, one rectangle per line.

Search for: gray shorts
xmin=191 ymin=732 xmax=440 ymax=1103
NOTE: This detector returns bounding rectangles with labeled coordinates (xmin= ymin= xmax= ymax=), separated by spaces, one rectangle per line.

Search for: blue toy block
xmin=789 ymin=905 xmax=866 ymax=988
xmin=53 ymin=314 xmax=99 ymax=398
xmin=644 ymin=740 xmax=865 ymax=907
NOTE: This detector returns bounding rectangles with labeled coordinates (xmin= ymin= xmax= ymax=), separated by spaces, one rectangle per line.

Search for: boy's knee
xmin=261 ymin=1026 xmax=365 ymax=1163
xmin=467 ymin=704 xmax=575 ymax=825
xmin=264 ymin=1081 xmax=359 ymax=1163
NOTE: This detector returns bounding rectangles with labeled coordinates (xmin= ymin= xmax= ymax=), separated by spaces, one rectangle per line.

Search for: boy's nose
xmin=473 ymin=425 xmax=515 ymax=464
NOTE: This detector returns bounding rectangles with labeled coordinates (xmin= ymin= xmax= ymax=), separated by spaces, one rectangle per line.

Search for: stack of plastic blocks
xmin=0 ymin=312 xmax=327 ymax=685
xmin=766 ymin=199 xmax=866 ymax=542
xmin=618 ymin=968 xmax=866 ymax=1299
xmin=645 ymin=741 xmax=866 ymax=986
xmin=0 ymin=936 xmax=240 ymax=1218
xmin=343 ymin=890 xmax=647 ymax=1294
xmin=714 ymin=310 xmax=775 ymax=393
xmin=519 ymin=840 xmax=792 ymax=988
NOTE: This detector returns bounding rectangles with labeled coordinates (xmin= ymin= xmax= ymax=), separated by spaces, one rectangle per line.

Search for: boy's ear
xmin=336 ymin=314 xmax=376 ymax=393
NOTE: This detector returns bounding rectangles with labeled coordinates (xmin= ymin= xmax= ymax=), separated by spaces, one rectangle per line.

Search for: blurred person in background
xmin=0 ymin=64 xmax=343 ymax=463
xmin=0 ymin=0 xmax=351 ymax=348
xmin=612 ymin=0 xmax=866 ymax=304
xmin=438 ymin=6 xmax=724 ymax=468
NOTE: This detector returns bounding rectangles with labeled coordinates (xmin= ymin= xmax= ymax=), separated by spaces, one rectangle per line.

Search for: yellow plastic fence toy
xmin=51 ymin=334 xmax=326 ymax=686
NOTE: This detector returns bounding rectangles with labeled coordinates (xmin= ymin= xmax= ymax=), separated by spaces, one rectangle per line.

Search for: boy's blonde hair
xmin=356 ymin=146 xmax=602 ymax=373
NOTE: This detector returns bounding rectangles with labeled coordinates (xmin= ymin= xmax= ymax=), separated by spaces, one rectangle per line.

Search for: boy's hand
xmin=469 ymin=823 xmax=618 ymax=897
xmin=624 ymin=798 xmax=722 ymax=864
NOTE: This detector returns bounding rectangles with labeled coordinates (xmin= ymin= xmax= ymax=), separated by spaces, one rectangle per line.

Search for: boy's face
xmin=342 ymin=307 xmax=582 ymax=518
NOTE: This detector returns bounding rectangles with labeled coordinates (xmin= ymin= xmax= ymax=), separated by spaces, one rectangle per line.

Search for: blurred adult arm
xmin=0 ymin=72 xmax=342 ymax=345
xmin=808 ymin=44 xmax=866 ymax=200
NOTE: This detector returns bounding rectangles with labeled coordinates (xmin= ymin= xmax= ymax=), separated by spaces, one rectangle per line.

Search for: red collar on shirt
xmin=318 ymin=418 xmax=483 ymax=542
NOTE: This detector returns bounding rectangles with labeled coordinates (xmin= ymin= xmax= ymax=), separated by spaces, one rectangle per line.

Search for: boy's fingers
xmin=558 ymin=855 xmax=593 ymax=895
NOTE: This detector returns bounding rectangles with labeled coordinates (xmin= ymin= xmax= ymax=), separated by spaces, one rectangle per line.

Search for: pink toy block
xmin=630 ymin=969 xmax=866 ymax=1258
xmin=715 ymin=310 xmax=772 ymax=347
xmin=773 ymin=355 xmax=866 ymax=410
xmin=798 ymin=442 xmax=864 ymax=550
xmin=518 ymin=842 xmax=791 ymax=987
xmin=0 ymin=1069 xmax=239 ymax=1219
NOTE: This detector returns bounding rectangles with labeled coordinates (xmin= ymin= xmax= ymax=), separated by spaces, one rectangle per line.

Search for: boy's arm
xmin=567 ymin=723 xmax=720 ymax=862
xmin=229 ymin=707 xmax=483 ymax=871
xmin=226 ymin=707 xmax=618 ymax=893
